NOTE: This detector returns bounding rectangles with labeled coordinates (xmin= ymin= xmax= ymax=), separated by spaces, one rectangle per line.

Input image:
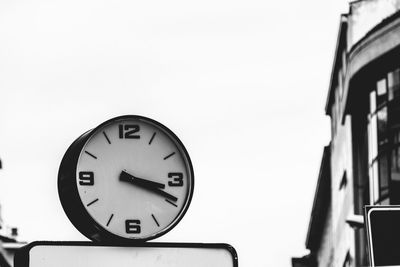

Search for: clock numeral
xmin=119 ymin=124 xmax=140 ymax=139
xmin=125 ymin=219 xmax=141 ymax=234
xmin=168 ymin=172 xmax=183 ymax=187
xmin=79 ymin=171 xmax=94 ymax=186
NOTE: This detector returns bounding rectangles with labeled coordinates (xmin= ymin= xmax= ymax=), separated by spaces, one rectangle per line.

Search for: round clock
xmin=58 ymin=115 xmax=194 ymax=243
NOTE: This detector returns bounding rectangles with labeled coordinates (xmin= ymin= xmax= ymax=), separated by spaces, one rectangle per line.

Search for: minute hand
xmin=119 ymin=171 xmax=178 ymax=202
xmin=151 ymin=187 xmax=178 ymax=202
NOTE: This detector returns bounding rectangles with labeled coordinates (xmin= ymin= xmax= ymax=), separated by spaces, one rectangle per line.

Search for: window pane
xmin=388 ymin=69 xmax=400 ymax=100
xmin=389 ymin=104 xmax=400 ymax=128
xmin=394 ymin=130 xmax=400 ymax=145
xmin=371 ymin=161 xmax=380 ymax=203
xmin=392 ymin=146 xmax=400 ymax=181
xmin=377 ymin=106 xmax=388 ymax=147
xmin=379 ymin=156 xmax=389 ymax=197
xmin=370 ymin=90 xmax=377 ymax=113
xmin=381 ymin=197 xmax=390 ymax=205
xmin=369 ymin=114 xmax=378 ymax=161
xmin=377 ymin=78 xmax=387 ymax=106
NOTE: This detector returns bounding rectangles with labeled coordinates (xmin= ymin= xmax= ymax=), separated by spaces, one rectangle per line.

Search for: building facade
xmin=294 ymin=1 xmax=400 ymax=266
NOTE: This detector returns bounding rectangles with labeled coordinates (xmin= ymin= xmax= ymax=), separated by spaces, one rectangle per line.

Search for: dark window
xmin=388 ymin=69 xmax=400 ymax=100
xmin=376 ymin=78 xmax=387 ymax=107
xmin=377 ymin=106 xmax=388 ymax=147
xmin=378 ymin=156 xmax=389 ymax=197
xmin=369 ymin=69 xmax=400 ymax=204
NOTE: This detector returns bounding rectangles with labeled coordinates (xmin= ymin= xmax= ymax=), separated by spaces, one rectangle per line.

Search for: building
xmin=293 ymin=0 xmax=400 ymax=266
xmin=0 ymin=159 xmax=25 ymax=267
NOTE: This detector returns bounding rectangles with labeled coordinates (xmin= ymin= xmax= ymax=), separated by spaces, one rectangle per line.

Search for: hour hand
xmin=120 ymin=170 xmax=165 ymax=189
xmin=119 ymin=170 xmax=178 ymax=202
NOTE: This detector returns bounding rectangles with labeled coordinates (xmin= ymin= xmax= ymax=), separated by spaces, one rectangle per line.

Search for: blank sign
xmin=14 ymin=242 xmax=238 ymax=267
xmin=366 ymin=206 xmax=400 ymax=267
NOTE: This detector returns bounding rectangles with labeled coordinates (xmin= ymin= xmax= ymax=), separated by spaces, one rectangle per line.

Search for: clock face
xmin=59 ymin=115 xmax=194 ymax=242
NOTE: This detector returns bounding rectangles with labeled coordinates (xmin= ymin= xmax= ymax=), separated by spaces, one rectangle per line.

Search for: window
xmin=377 ymin=106 xmax=388 ymax=147
xmin=391 ymin=132 xmax=400 ymax=182
xmin=368 ymin=68 xmax=400 ymax=204
xmin=376 ymin=78 xmax=387 ymax=107
xmin=388 ymin=69 xmax=400 ymax=100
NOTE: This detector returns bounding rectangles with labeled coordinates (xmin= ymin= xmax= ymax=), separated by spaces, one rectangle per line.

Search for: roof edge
xmin=325 ymin=15 xmax=348 ymax=116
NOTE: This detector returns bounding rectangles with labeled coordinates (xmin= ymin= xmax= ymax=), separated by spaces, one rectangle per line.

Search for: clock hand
xmin=119 ymin=171 xmax=178 ymax=202
xmin=120 ymin=170 xmax=165 ymax=189
xmin=151 ymin=187 xmax=178 ymax=202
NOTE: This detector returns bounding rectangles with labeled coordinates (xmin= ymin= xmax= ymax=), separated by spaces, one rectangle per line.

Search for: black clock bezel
xmin=58 ymin=115 xmax=195 ymax=243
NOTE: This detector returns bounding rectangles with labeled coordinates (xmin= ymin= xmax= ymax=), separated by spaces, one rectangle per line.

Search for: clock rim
xmin=58 ymin=115 xmax=195 ymax=243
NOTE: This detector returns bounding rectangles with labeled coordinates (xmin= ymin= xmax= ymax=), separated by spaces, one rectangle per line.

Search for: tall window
xmin=369 ymin=68 xmax=400 ymax=204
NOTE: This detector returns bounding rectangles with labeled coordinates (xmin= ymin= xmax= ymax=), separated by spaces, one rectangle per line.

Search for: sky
xmin=0 ymin=0 xmax=348 ymax=266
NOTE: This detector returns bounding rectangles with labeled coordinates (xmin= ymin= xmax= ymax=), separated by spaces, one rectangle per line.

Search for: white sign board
xmin=14 ymin=242 xmax=238 ymax=267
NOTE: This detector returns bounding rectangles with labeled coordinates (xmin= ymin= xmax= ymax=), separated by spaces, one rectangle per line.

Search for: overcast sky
xmin=0 ymin=1 xmax=348 ymax=266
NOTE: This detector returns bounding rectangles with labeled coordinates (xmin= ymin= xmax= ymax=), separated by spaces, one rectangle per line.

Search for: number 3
xmin=168 ymin=172 xmax=183 ymax=187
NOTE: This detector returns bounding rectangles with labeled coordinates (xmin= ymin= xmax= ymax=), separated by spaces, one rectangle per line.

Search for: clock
xmin=58 ymin=115 xmax=194 ymax=243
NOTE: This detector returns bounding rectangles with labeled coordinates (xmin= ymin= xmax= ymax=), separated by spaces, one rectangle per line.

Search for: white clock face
xmin=75 ymin=117 xmax=193 ymax=240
